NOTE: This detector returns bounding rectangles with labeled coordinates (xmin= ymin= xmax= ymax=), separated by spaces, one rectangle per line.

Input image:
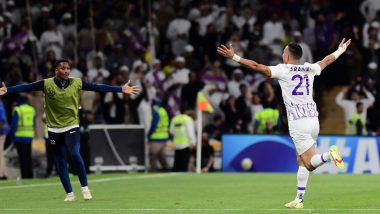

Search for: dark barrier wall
xmin=88 ymin=124 xmax=146 ymax=172
xmin=222 ymin=135 xmax=380 ymax=174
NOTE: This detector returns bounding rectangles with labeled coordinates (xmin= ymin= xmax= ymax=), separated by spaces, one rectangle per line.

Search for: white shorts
xmin=288 ymin=117 xmax=320 ymax=155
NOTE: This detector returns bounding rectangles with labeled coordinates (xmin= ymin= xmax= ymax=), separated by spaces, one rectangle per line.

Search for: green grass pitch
xmin=0 ymin=173 xmax=379 ymax=214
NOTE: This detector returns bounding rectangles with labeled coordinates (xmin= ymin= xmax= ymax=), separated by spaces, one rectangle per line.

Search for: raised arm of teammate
xmin=0 ymin=79 xmax=140 ymax=96
xmin=0 ymin=80 xmax=44 ymax=95
xmin=217 ymin=44 xmax=271 ymax=77
xmin=316 ymin=38 xmax=351 ymax=71
xmin=82 ymin=80 xmax=140 ymax=95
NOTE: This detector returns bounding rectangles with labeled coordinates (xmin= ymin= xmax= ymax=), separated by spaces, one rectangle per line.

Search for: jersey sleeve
xmin=269 ymin=64 xmax=285 ymax=80
xmin=305 ymin=63 xmax=321 ymax=76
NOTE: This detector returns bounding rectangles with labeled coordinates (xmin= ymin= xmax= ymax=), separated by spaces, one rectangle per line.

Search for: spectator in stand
xmin=103 ymin=73 xmax=126 ymax=124
xmin=261 ymin=13 xmax=284 ymax=59
xmin=224 ymin=33 xmax=246 ymax=78
xmin=58 ymin=13 xmax=75 ymax=59
xmin=166 ymin=8 xmax=191 ymax=56
xmin=3 ymin=11 xmax=19 ymax=39
xmin=232 ymin=3 xmax=256 ymax=40
xmin=203 ymin=114 xmax=224 ymax=141
xmin=335 ymin=86 xmax=375 ymax=127
xmin=249 ymin=92 xmax=264 ymax=132
xmin=33 ymin=6 xmax=51 ymax=39
xmin=228 ymin=69 xmax=247 ymax=99
xmin=360 ymin=0 xmax=380 ymax=21
xmin=202 ymin=61 xmax=228 ymax=108
xmin=180 ymin=71 xmax=204 ymax=110
xmin=293 ymin=31 xmax=314 ymax=64
xmin=77 ymin=18 xmax=94 ymax=56
xmin=236 ymin=84 xmax=251 ymax=133
xmin=39 ymin=49 xmax=56 ymax=78
xmin=40 ymin=19 xmax=64 ymax=59
xmin=87 ymin=54 xmax=110 ymax=82
xmin=254 ymin=107 xmax=280 ymax=134
xmin=170 ymin=56 xmax=190 ymax=86
xmin=220 ymin=95 xmax=240 ymax=133
xmin=145 ymin=59 xmax=165 ymax=97
xmin=346 ymin=102 xmax=367 ymax=135
xmin=183 ymin=44 xmax=202 ymax=74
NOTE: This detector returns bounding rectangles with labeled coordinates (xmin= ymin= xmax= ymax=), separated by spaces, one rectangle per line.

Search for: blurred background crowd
xmin=0 ymin=0 xmax=380 ymax=175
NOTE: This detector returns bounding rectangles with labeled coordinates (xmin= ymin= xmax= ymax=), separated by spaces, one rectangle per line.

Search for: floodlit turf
xmin=0 ymin=173 xmax=379 ymax=214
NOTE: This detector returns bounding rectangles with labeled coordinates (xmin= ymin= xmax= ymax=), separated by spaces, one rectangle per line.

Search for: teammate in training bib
xmin=0 ymin=59 xmax=139 ymax=202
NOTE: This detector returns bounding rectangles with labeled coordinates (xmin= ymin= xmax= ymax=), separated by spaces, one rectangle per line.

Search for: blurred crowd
xmin=0 ymin=0 xmax=379 ymax=142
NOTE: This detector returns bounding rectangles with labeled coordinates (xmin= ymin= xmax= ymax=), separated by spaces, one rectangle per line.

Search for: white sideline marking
xmin=0 ymin=173 xmax=180 ymax=190
xmin=1 ymin=208 xmax=380 ymax=212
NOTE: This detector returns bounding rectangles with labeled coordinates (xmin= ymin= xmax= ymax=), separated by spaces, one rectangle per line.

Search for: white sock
xmin=82 ymin=186 xmax=89 ymax=191
xmin=296 ymin=166 xmax=309 ymax=200
xmin=310 ymin=152 xmax=330 ymax=168
xmin=67 ymin=192 xmax=74 ymax=196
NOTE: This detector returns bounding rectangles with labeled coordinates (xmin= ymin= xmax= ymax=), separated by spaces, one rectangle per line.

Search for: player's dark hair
xmin=356 ymin=102 xmax=363 ymax=108
xmin=287 ymin=42 xmax=303 ymax=60
xmin=53 ymin=58 xmax=71 ymax=71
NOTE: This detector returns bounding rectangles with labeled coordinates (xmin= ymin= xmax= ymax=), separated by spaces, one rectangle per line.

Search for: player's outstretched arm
xmin=82 ymin=80 xmax=140 ymax=95
xmin=0 ymin=80 xmax=44 ymax=95
xmin=217 ymin=44 xmax=271 ymax=77
xmin=0 ymin=82 xmax=7 ymax=95
xmin=317 ymin=38 xmax=351 ymax=71
xmin=122 ymin=80 xmax=140 ymax=95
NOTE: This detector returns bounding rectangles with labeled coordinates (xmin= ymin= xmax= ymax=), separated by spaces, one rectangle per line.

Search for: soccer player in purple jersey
xmin=218 ymin=38 xmax=351 ymax=209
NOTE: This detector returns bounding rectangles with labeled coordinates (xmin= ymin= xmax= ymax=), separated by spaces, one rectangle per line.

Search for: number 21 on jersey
xmin=291 ymin=74 xmax=309 ymax=95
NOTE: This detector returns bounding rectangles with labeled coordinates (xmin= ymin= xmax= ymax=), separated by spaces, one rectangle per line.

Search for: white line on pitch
xmin=0 ymin=173 xmax=181 ymax=190
xmin=1 ymin=208 xmax=380 ymax=212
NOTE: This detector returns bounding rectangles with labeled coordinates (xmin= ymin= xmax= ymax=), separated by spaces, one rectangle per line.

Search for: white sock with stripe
xmin=296 ymin=166 xmax=309 ymax=200
xmin=310 ymin=152 xmax=330 ymax=168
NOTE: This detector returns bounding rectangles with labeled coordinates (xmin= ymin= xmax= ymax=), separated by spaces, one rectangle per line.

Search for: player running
xmin=217 ymin=38 xmax=351 ymax=209
xmin=0 ymin=59 xmax=139 ymax=202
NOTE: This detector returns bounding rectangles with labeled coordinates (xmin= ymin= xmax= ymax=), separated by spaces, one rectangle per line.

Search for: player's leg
xmin=295 ymin=155 xmax=309 ymax=200
xmin=49 ymin=131 xmax=74 ymax=201
xmin=293 ymin=118 xmax=329 ymax=171
xmin=65 ymin=127 xmax=92 ymax=200
xmin=157 ymin=143 xmax=169 ymax=171
xmin=149 ymin=142 xmax=159 ymax=171
xmin=285 ymin=154 xmax=308 ymax=209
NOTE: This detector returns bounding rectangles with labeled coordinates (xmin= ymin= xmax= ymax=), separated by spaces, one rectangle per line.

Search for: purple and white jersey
xmin=270 ymin=63 xmax=321 ymax=121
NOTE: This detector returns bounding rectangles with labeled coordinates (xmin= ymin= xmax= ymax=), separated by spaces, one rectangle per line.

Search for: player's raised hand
xmin=338 ymin=38 xmax=351 ymax=51
xmin=0 ymin=82 xmax=7 ymax=95
xmin=122 ymin=80 xmax=140 ymax=95
xmin=217 ymin=44 xmax=235 ymax=59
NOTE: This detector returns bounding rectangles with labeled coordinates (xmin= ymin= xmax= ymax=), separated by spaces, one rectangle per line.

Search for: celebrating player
xmin=217 ymin=38 xmax=351 ymax=209
xmin=0 ymin=59 xmax=139 ymax=202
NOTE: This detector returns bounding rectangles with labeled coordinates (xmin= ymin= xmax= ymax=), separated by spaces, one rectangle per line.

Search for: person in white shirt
xmin=166 ymin=8 xmax=191 ymax=56
xmin=360 ymin=0 xmax=380 ymax=21
xmin=217 ymin=38 xmax=351 ymax=209
xmin=171 ymin=56 xmax=190 ymax=86
xmin=87 ymin=55 xmax=110 ymax=82
xmin=261 ymin=13 xmax=285 ymax=57
xmin=58 ymin=13 xmax=76 ymax=58
xmin=40 ymin=19 xmax=64 ymax=59
xmin=335 ymin=86 xmax=375 ymax=125
xmin=227 ymin=68 xmax=247 ymax=98
xmin=293 ymin=31 xmax=314 ymax=64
